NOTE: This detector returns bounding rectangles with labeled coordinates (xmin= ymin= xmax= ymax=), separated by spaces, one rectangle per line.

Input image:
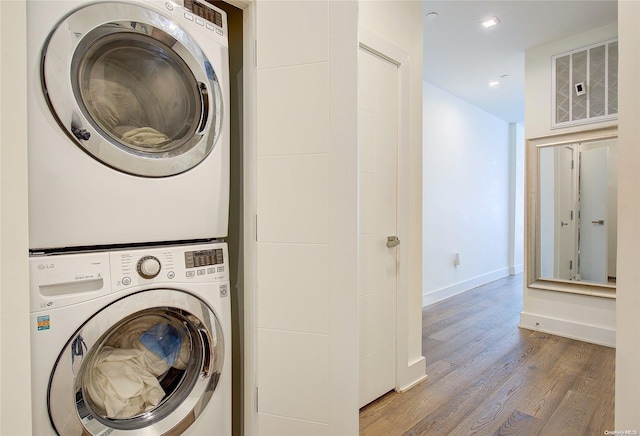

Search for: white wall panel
xmin=257 ymin=414 xmax=329 ymax=436
xmin=257 ymin=154 xmax=329 ymax=244
xmin=257 ymin=329 xmax=329 ymax=423
xmin=257 ymin=243 xmax=329 ymax=334
xmin=254 ymin=1 xmax=359 ymax=434
xmin=327 ymin=0 xmax=359 ymax=431
xmin=256 ymin=0 xmax=328 ymax=69
xmin=257 ymin=63 xmax=329 ymax=156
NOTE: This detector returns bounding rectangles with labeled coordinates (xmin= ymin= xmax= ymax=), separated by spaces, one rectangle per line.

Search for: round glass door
xmin=75 ymin=33 xmax=201 ymax=155
xmin=48 ymin=289 xmax=224 ymax=435
xmin=42 ymin=2 xmax=223 ymax=177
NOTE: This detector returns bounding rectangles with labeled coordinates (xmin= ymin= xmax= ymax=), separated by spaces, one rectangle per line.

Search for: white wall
xmin=616 ymin=1 xmax=640 ymax=429
xmin=509 ymin=123 xmax=525 ymax=275
xmin=422 ymin=82 xmax=511 ymax=306
xmin=522 ymin=24 xmax=617 ymax=347
xmin=254 ymin=1 xmax=359 ymax=435
xmin=0 ymin=0 xmax=32 ymax=434
xmin=359 ymin=0 xmax=425 ymax=391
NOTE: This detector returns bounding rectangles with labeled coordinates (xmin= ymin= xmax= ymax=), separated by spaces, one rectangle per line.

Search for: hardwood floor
xmin=359 ymin=274 xmax=615 ymax=435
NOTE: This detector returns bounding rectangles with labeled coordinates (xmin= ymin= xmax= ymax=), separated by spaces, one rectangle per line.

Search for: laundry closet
xmin=0 ymin=1 xmax=426 ymax=435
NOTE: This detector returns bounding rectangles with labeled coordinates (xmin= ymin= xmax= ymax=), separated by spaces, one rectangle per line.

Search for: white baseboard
xmin=422 ymin=267 xmax=510 ymax=307
xmin=397 ymin=356 xmax=427 ymax=393
xmin=510 ymin=263 xmax=523 ymax=275
xmin=519 ymin=312 xmax=616 ymax=348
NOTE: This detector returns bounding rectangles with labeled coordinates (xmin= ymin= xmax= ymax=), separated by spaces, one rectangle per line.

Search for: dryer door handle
xmin=197 ymin=83 xmax=209 ymax=134
xmin=71 ymin=125 xmax=91 ymax=141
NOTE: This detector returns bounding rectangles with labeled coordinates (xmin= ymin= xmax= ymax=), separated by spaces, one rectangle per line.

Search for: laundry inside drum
xmin=77 ymin=32 xmax=201 ymax=154
xmin=80 ymin=311 xmax=195 ymax=421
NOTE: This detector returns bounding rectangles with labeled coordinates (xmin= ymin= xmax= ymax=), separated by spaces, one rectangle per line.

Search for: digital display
xmin=185 ymin=248 xmax=224 ymax=268
xmin=184 ymin=0 xmax=224 ymax=27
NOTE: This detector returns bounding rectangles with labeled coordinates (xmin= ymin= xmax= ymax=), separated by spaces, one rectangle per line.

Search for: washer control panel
xmin=112 ymin=242 xmax=229 ymax=291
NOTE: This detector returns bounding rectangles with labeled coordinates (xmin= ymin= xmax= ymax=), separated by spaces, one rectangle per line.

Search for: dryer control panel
xmin=153 ymin=0 xmax=228 ymax=42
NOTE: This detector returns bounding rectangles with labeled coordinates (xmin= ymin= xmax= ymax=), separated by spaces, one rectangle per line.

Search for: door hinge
xmin=256 ymin=386 xmax=259 ymax=412
xmin=570 ymin=260 xmax=573 ymax=270
xmin=571 ymin=159 xmax=575 ymax=170
xmin=571 ymin=210 xmax=574 ymax=220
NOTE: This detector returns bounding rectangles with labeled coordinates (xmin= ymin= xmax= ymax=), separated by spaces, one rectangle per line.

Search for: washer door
xmin=48 ymin=289 xmax=224 ymax=435
xmin=42 ymin=2 xmax=223 ymax=177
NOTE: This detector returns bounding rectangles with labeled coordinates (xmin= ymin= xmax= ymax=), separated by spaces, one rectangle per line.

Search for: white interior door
xmin=578 ymin=146 xmax=609 ymax=283
xmin=555 ymin=145 xmax=577 ymax=280
xmin=358 ymin=46 xmax=398 ymax=408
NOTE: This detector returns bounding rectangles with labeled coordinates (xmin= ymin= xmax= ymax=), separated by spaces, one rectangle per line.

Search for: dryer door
xmin=48 ymin=289 xmax=224 ymax=435
xmin=41 ymin=1 xmax=223 ymax=177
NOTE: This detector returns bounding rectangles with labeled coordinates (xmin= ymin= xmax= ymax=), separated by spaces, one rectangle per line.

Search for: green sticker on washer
xmin=37 ymin=315 xmax=50 ymax=331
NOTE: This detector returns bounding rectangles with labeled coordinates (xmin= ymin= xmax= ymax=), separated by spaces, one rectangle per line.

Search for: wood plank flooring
xmin=359 ymin=274 xmax=615 ymax=435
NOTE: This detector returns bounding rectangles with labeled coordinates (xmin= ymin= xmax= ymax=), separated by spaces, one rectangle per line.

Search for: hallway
xmin=360 ymin=275 xmax=615 ymax=435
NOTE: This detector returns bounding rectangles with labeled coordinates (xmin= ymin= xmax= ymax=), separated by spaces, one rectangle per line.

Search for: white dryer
xmin=29 ymin=242 xmax=231 ymax=435
xmin=27 ymin=0 xmax=230 ymax=251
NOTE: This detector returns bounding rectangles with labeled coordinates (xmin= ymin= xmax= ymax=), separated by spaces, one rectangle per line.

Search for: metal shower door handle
xmin=592 ymin=220 xmax=605 ymax=225
xmin=387 ymin=236 xmax=400 ymax=248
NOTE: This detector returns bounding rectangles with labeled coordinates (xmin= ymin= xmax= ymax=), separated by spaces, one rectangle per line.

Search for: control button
xmin=184 ymin=12 xmax=194 ymax=21
xmin=197 ymin=269 xmax=206 ymax=276
xmin=217 ymin=266 xmax=224 ymax=272
xmin=186 ymin=271 xmax=196 ymax=278
xmin=137 ymin=256 xmax=161 ymax=279
xmin=122 ymin=277 xmax=131 ymax=286
xmin=206 ymin=23 xmax=214 ymax=31
xmin=167 ymin=271 xmax=175 ymax=279
xmin=215 ymin=28 xmax=223 ymax=36
xmin=207 ymin=267 xmax=215 ymax=274
xmin=165 ymin=2 xmax=173 ymax=11
xmin=195 ymin=18 xmax=204 ymax=26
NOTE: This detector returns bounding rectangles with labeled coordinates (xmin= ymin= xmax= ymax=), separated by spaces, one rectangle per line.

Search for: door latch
xmin=386 ymin=236 xmax=400 ymax=248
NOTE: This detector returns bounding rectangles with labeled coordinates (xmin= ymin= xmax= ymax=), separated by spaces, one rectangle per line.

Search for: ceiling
xmin=423 ymin=1 xmax=618 ymax=123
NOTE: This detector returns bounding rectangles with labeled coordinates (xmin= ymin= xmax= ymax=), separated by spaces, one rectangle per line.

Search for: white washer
xmin=27 ymin=0 xmax=230 ymax=251
xmin=29 ymin=242 xmax=231 ymax=435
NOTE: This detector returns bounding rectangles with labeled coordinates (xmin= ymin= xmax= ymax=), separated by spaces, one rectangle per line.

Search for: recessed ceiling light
xmin=481 ymin=16 xmax=500 ymax=29
xmin=489 ymin=80 xmax=500 ymax=87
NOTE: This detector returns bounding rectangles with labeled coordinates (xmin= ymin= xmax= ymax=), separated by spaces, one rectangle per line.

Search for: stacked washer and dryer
xmin=27 ymin=0 xmax=231 ymax=434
